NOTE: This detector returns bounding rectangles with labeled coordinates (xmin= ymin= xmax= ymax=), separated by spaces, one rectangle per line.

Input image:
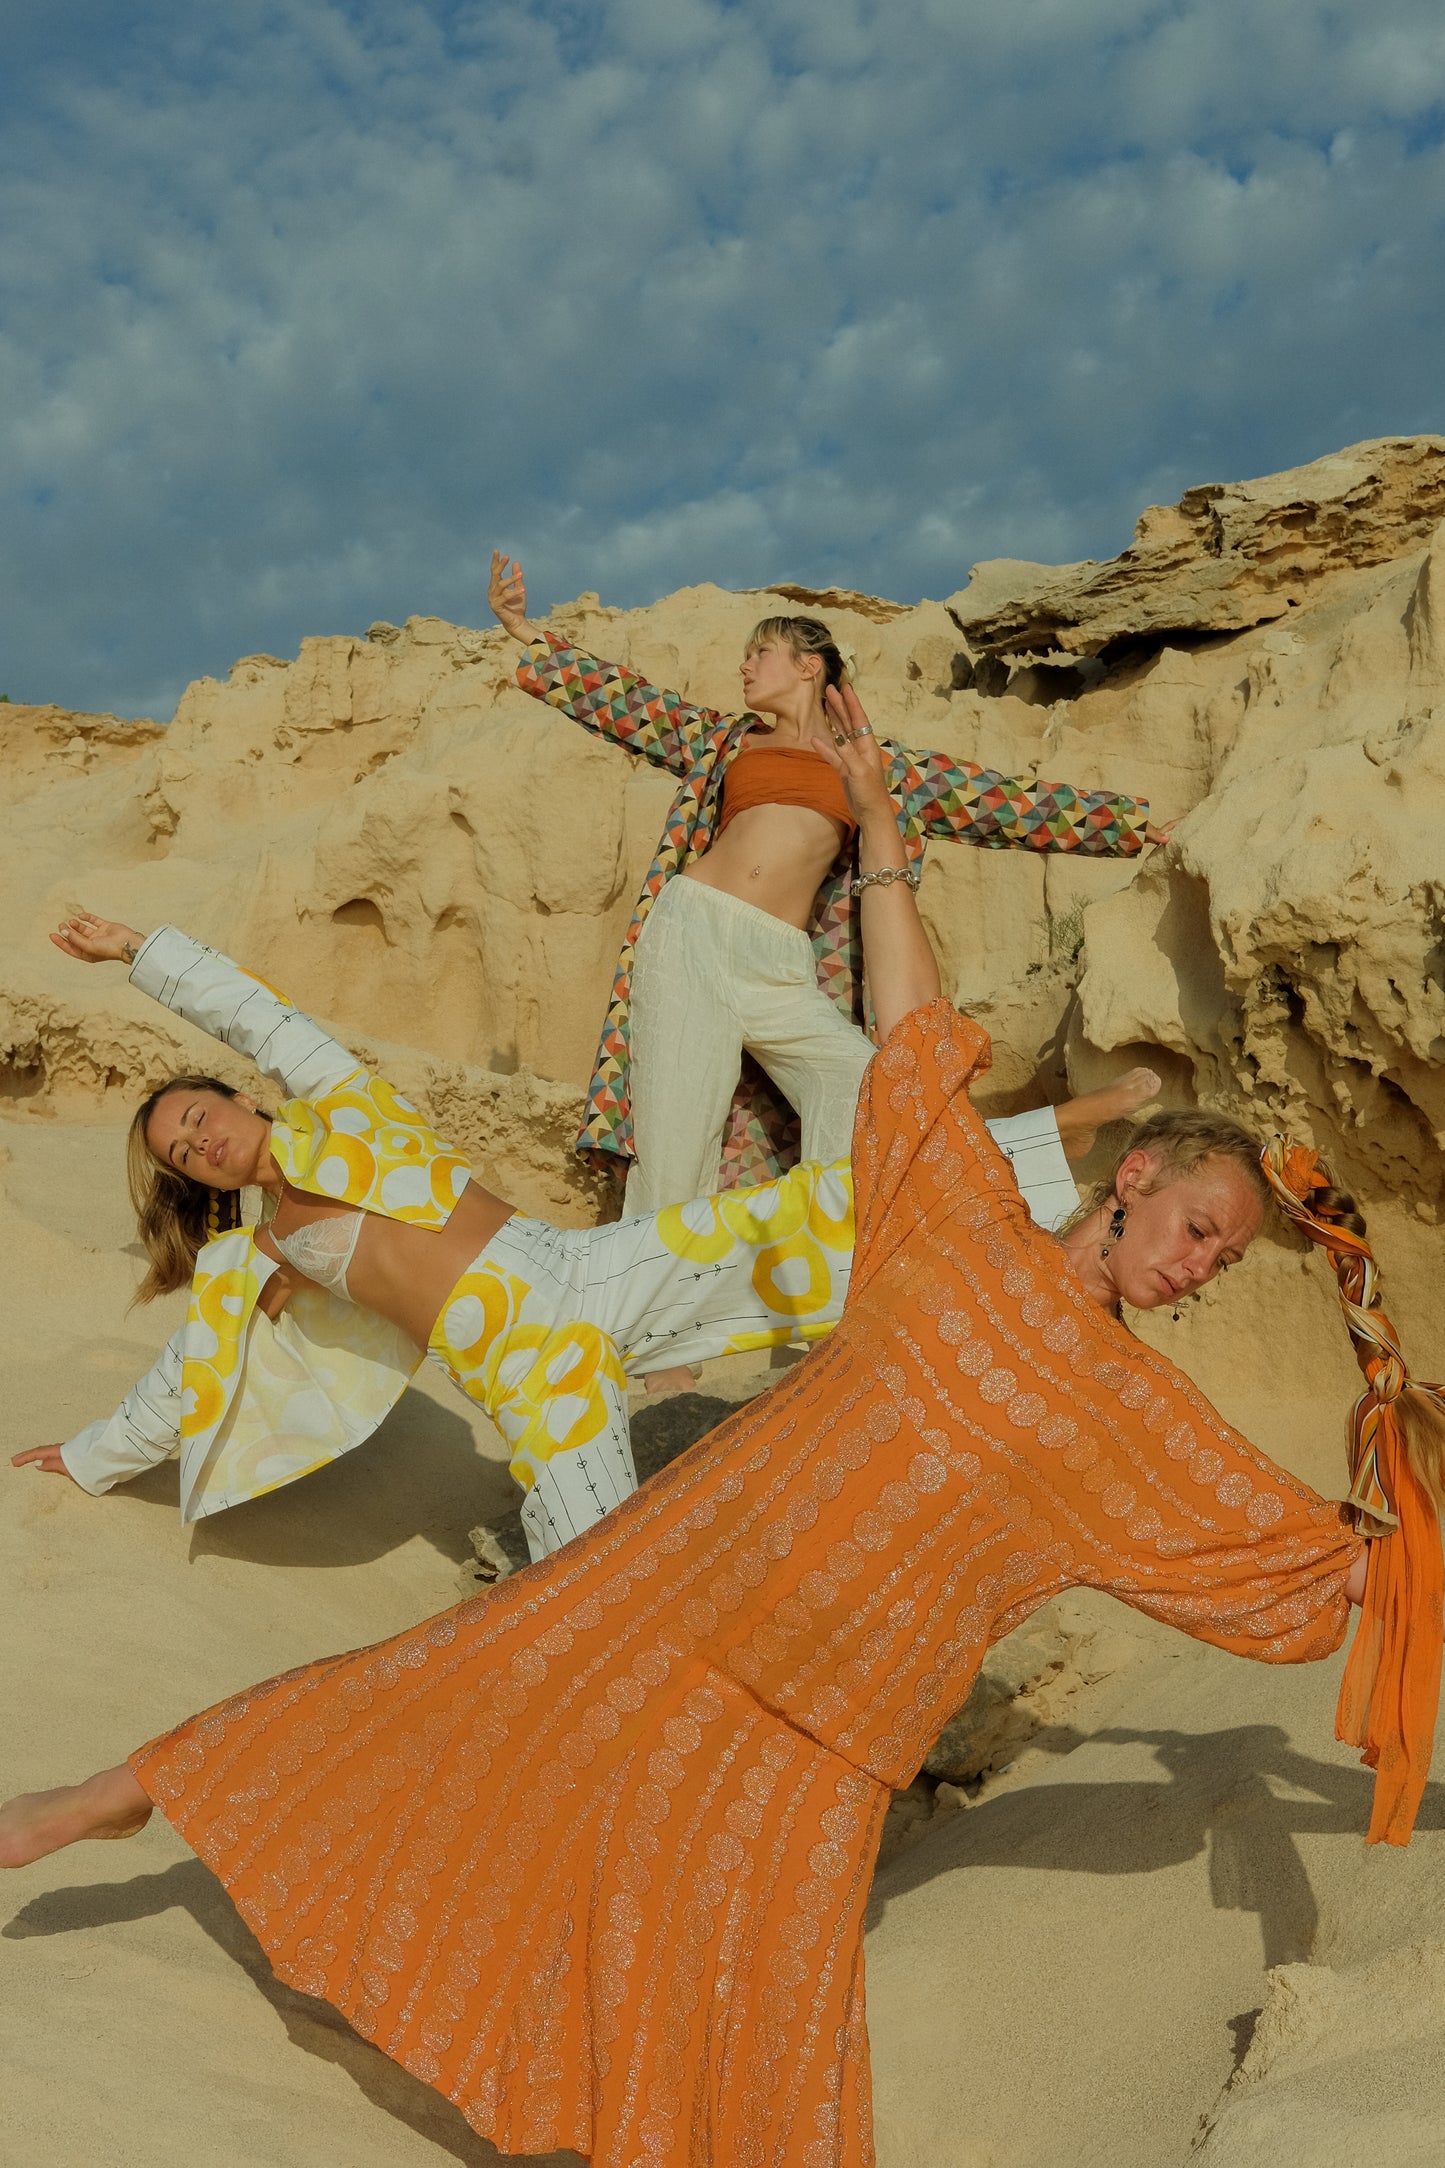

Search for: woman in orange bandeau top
xmin=488 ymin=551 xmax=1166 ymax=1225
xmin=5 ymin=703 xmax=1441 ymax=2168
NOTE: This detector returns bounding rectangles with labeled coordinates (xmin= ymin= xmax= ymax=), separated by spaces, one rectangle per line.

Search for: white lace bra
xmin=270 ymin=1211 xmax=365 ymax=1301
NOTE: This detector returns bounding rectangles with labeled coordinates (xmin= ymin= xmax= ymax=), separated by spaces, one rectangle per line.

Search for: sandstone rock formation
xmin=5 ymin=436 xmax=1445 ymax=2168
xmin=952 ymin=432 xmax=1445 ymax=657
xmin=11 ymin=442 xmax=1443 ymax=1264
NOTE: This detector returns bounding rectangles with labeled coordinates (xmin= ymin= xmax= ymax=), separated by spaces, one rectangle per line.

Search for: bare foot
xmin=0 ymin=1765 xmax=152 ymax=1868
xmin=641 ymin=1365 xmax=700 ymax=1399
xmin=1056 ymin=1066 xmax=1162 ymax=1163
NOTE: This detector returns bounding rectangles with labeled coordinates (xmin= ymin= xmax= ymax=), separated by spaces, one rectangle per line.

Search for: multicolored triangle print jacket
xmin=517 ymin=629 xmax=1152 ymax=1186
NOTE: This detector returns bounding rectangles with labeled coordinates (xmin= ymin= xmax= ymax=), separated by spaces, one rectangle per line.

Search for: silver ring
xmin=855 ymin=723 xmax=874 ymax=736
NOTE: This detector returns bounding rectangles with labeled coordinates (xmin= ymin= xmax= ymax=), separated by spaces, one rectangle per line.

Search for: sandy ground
xmin=6 ymin=1112 xmax=1445 ymax=2168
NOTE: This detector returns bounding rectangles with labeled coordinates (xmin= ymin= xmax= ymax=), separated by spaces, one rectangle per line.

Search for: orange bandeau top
xmin=718 ymin=741 xmax=858 ymax=839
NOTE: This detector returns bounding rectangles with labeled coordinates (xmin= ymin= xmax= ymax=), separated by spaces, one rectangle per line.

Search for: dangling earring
xmin=1100 ymin=1201 xmax=1126 ymax=1259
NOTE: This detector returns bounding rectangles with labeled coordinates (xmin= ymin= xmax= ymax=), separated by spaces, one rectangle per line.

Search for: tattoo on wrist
xmin=121 ymin=940 xmax=138 ymax=965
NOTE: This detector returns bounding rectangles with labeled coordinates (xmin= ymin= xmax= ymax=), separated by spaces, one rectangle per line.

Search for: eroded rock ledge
xmin=951 ymin=435 xmax=1445 ymax=660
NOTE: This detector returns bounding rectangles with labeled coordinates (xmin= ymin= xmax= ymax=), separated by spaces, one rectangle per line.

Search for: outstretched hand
xmin=50 ymin=911 xmax=146 ymax=965
xmin=811 ymin=685 xmax=896 ymax=828
xmin=488 ymin=549 xmax=537 ymax=643
xmin=12 ymin=1445 xmax=80 ymax=1484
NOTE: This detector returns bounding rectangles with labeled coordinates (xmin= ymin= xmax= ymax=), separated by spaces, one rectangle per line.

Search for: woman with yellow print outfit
xmin=16 ymin=693 xmax=1143 ymax=1560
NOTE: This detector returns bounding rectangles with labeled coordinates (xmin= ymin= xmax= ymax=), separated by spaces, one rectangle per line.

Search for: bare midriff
xmin=682 ymin=803 xmax=848 ymax=930
xmin=255 ymin=1177 xmax=514 ymax=1346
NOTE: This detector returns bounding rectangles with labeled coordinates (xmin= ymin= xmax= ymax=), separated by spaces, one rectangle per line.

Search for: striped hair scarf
xmin=1261 ymin=1137 xmax=1445 ymax=1844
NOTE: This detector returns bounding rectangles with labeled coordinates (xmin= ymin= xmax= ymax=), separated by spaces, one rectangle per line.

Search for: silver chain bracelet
xmin=851 ymin=865 xmax=921 ymax=897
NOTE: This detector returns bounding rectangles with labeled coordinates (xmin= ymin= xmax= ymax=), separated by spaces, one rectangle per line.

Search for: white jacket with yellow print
xmin=59 ymin=925 xmax=472 ymax=1522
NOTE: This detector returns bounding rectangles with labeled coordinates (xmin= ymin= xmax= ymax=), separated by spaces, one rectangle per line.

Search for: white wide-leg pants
xmin=626 ymin=874 xmax=874 ymax=1213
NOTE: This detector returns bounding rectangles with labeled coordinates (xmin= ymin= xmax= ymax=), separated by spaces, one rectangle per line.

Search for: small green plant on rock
xmin=1049 ymin=903 xmax=1086 ymax=966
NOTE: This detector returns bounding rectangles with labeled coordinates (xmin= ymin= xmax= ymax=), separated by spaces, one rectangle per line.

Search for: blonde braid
xmin=1260 ymin=1137 xmax=1445 ymax=1524
xmin=1258 ymin=1135 xmax=1445 ymax=1848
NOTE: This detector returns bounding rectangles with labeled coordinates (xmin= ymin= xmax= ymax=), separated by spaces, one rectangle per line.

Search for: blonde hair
xmin=1088 ymin=1107 xmax=1445 ymax=1511
xmin=1069 ymin=1107 xmax=1275 ymax=1230
xmin=1261 ymin=1147 xmax=1445 ymax=1513
xmin=745 ymin=614 xmax=855 ymax=697
xmin=126 ymin=1075 xmax=257 ymax=1303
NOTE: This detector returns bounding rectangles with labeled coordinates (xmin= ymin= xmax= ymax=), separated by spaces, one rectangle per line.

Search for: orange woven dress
xmin=130 ymin=1002 xmax=1363 ymax=2167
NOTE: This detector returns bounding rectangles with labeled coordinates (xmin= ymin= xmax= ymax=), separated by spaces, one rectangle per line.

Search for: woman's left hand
xmin=812 ymin=685 xmax=896 ymax=826
xmin=50 ymin=911 xmax=146 ymax=965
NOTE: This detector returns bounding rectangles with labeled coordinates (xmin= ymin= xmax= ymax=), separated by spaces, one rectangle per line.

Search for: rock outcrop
xmin=5 ymin=436 xmax=1445 ymax=2168
xmin=951 ymin=433 xmax=1445 ymax=659
xmin=13 ymin=442 xmax=1441 ymax=1301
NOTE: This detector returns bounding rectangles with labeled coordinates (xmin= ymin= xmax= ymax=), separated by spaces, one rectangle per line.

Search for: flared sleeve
xmin=1055 ymin=1375 xmax=1363 ymax=1669
xmin=516 ymin=631 xmax=731 ymax=776
xmin=899 ymin=746 xmax=1151 ymax=856
xmin=848 ymin=996 xmax=1007 ymax=1297
xmin=58 ymin=1328 xmax=185 ymax=1492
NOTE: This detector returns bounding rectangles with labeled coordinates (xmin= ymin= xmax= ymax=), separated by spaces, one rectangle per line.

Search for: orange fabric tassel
xmin=1262 ymin=1139 xmax=1445 ymax=1844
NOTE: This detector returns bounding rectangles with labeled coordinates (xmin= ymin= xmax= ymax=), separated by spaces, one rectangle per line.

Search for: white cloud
xmin=2 ymin=0 xmax=1445 ymax=712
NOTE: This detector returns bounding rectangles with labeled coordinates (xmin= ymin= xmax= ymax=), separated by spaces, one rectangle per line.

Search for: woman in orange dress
xmin=3 ymin=695 xmax=1441 ymax=2168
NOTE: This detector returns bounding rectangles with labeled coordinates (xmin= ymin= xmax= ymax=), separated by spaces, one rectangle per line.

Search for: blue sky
xmin=5 ymin=0 xmax=1445 ymax=717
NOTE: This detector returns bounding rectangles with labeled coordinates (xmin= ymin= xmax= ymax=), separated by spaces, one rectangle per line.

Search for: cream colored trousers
xmin=626 ymin=875 xmax=878 ymax=1212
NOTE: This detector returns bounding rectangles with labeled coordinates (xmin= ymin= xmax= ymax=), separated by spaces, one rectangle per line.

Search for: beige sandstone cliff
xmin=5 ymin=435 xmax=1445 ymax=2166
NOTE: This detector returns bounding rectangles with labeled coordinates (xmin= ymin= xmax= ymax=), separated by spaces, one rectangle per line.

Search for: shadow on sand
xmin=187 ymin=1394 xmax=508 ymax=1572
xmin=100 ymin=1394 xmax=511 ymax=1572
xmin=104 ymin=1382 xmax=758 ymax=1576
xmin=868 ymin=1720 xmax=1445 ymax=1971
xmin=5 ymin=1857 xmax=580 ymax=2167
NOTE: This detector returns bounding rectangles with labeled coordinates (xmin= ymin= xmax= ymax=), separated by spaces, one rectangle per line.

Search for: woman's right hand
xmin=813 ymin=685 xmax=897 ymax=828
xmin=11 ymin=1445 xmax=81 ymax=1484
xmin=488 ymin=550 xmax=538 ymax=643
xmin=50 ymin=911 xmax=146 ymax=965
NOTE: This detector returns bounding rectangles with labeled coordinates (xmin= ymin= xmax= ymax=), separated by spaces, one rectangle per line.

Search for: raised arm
xmin=813 ymin=686 xmax=941 ymax=1042
xmin=899 ymin=745 xmax=1160 ymax=855
xmin=488 ymin=547 xmax=731 ymax=778
xmin=52 ymin=913 xmax=362 ymax=1102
